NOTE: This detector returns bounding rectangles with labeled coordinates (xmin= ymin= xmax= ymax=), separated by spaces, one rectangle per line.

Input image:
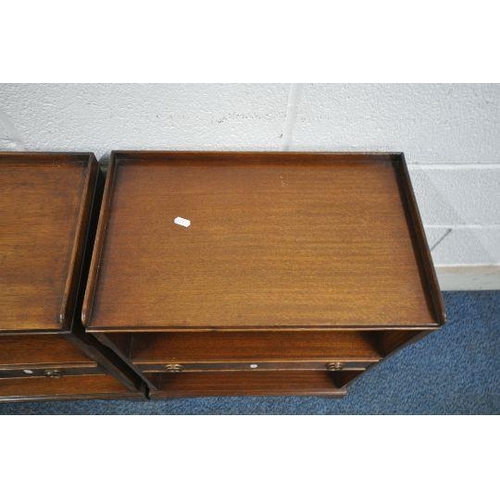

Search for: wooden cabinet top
xmin=83 ymin=152 xmax=445 ymax=333
xmin=0 ymin=153 xmax=98 ymax=334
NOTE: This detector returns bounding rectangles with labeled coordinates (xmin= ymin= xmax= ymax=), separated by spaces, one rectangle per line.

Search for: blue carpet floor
xmin=1 ymin=291 xmax=499 ymax=414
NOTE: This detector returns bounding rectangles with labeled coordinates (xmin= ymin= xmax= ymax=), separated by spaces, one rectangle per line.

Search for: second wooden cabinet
xmin=0 ymin=152 xmax=145 ymax=401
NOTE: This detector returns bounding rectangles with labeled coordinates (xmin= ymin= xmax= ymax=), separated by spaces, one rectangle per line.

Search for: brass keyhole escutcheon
xmin=326 ymin=362 xmax=344 ymax=372
xmin=164 ymin=364 xmax=184 ymax=373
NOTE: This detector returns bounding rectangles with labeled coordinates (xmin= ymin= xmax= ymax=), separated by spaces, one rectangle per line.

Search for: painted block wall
xmin=1 ymin=84 xmax=499 ymax=287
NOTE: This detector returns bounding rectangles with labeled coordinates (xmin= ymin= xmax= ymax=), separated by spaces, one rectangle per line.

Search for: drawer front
xmin=147 ymin=371 xmax=349 ymax=398
xmin=0 ymin=334 xmax=99 ymax=368
xmin=141 ymin=360 xmax=374 ymax=373
xmin=0 ymin=374 xmax=140 ymax=402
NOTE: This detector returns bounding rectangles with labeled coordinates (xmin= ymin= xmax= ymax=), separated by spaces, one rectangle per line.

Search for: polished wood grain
xmin=147 ymin=370 xmax=348 ymax=397
xmin=84 ymin=152 xmax=444 ymax=332
xmin=0 ymin=153 xmax=97 ymax=333
xmin=80 ymin=151 xmax=445 ymax=398
xmin=0 ymin=335 xmax=96 ymax=369
xmin=131 ymin=330 xmax=382 ymax=363
xmin=0 ymin=153 xmax=144 ymax=401
xmin=0 ymin=374 xmax=140 ymax=402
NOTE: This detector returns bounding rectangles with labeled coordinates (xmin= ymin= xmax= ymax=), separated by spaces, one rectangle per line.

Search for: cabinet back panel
xmin=130 ymin=330 xmax=382 ymax=363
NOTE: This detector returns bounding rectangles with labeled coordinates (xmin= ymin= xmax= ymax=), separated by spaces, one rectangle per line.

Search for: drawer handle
xmin=326 ymin=362 xmax=345 ymax=372
xmin=164 ymin=364 xmax=184 ymax=373
xmin=44 ymin=369 xmax=63 ymax=378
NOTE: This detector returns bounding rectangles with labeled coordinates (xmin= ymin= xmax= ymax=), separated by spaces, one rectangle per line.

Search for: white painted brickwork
xmin=1 ymin=84 xmax=499 ymax=288
xmin=408 ymin=165 xmax=500 ymax=267
xmin=0 ymin=84 xmax=289 ymax=155
xmin=292 ymin=84 xmax=500 ymax=164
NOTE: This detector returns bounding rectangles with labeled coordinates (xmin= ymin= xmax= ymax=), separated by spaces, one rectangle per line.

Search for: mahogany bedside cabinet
xmin=82 ymin=151 xmax=446 ymax=398
xmin=0 ymin=152 xmax=145 ymax=402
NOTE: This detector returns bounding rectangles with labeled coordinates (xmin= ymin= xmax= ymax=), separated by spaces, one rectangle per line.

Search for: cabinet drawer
xmin=0 ymin=374 xmax=141 ymax=402
xmin=141 ymin=360 xmax=374 ymax=373
xmin=148 ymin=370 xmax=350 ymax=398
xmin=0 ymin=335 xmax=98 ymax=370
